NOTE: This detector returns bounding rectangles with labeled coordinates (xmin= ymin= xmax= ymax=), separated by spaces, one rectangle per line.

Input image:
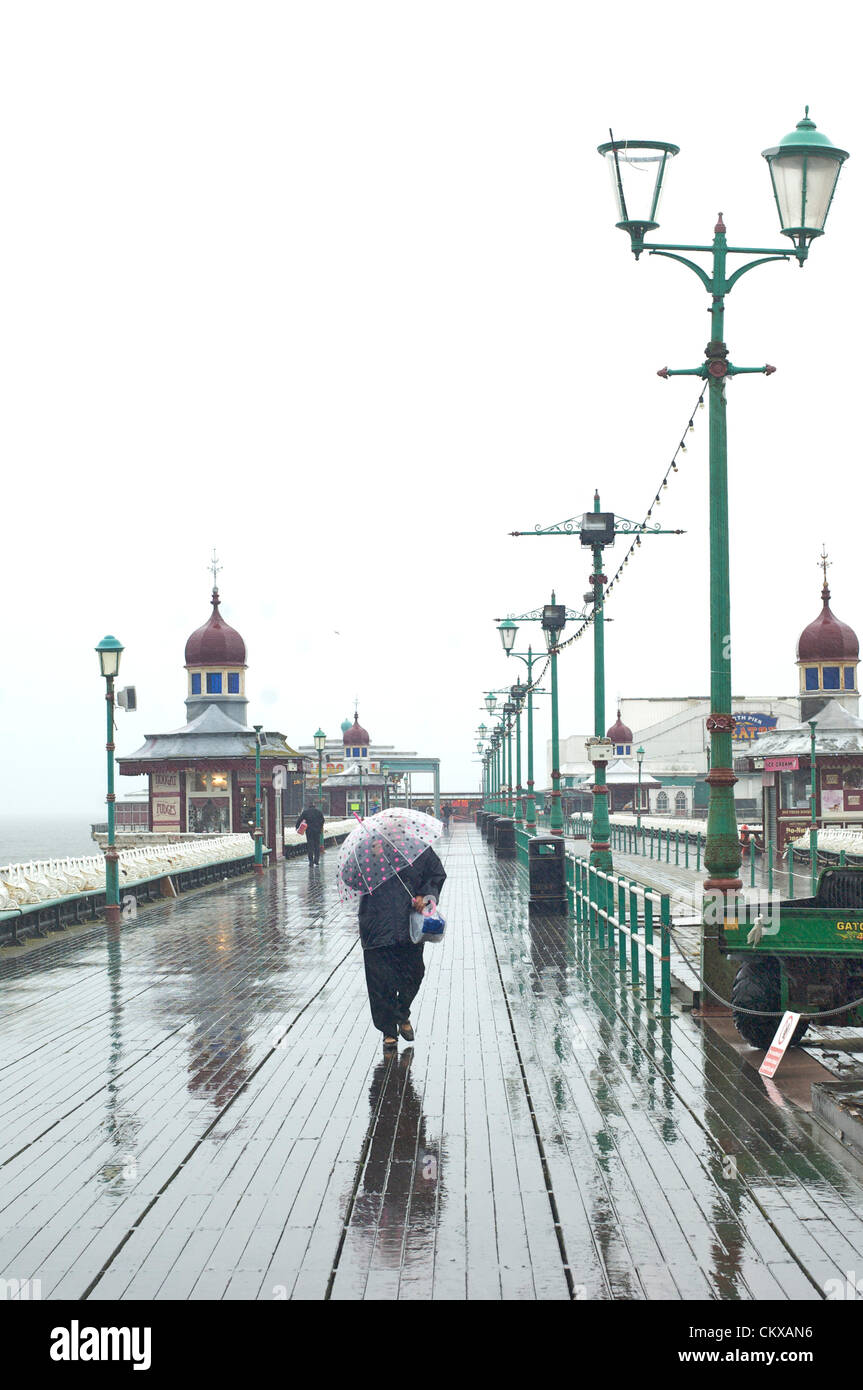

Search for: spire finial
xmin=715 ymin=211 xmax=726 ymax=234
xmin=819 ymin=544 xmax=831 ymax=585
xmin=819 ymin=543 xmax=832 ymax=601
xmin=209 ymin=549 xmax=222 ymax=605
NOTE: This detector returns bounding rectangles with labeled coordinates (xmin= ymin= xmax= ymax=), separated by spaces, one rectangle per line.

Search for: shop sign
xmin=152 ymin=795 xmax=180 ymax=825
xmin=733 ymin=713 xmax=779 ymax=743
xmin=152 ymin=772 xmax=180 ymax=793
xmin=764 ymin=757 xmax=799 ymax=771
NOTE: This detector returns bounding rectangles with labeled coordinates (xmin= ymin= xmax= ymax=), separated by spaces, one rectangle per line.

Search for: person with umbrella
xmin=295 ymin=801 xmax=325 ymax=865
xmin=338 ymin=809 xmax=446 ymax=1053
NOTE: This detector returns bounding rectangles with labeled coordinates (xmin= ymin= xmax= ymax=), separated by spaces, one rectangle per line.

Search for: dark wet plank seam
xmin=467 ymin=849 xmax=578 ymax=1300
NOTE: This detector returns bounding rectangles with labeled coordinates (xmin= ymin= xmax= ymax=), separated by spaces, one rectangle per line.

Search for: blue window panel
xmin=191 ymin=673 xmax=201 ymax=694
xmin=352 ymin=747 xmax=360 ymax=757
xmin=845 ymin=666 xmax=856 ymax=690
xmin=823 ymin=666 xmax=840 ymax=690
xmin=206 ymin=672 xmax=222 ymax=694
xmin=227 ymin=673 xmax=240 ymax=693
xmin=805 ymin=667 xmax=819 ymax=691
xmin=361 ymin=747 xmax=367 ymax=757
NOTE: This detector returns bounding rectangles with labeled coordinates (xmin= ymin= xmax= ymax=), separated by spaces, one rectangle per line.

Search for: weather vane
xmin=819 ymin=544 xmax=831 ymax=587
xmin=210 ymin=549 xmax=222 ymax=588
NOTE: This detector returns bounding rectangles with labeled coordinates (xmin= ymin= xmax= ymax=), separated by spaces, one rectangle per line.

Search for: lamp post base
xmin=103 ymin=904 xmax=123 ymax=926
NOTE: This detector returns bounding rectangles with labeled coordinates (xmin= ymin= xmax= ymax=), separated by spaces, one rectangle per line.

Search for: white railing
xmin=0 ymin=834 xmax=256 ymax=910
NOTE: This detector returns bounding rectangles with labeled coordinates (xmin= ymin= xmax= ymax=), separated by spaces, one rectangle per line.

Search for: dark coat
xmin=358 ymin=846 xmax=446 ymax=951
xmin=296 ymin=806 xmax=325 ymax=835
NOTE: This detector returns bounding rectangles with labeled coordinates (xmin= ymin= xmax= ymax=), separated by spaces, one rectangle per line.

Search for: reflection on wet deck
xmin=1 ymin=826 xmax=862 ymax=1299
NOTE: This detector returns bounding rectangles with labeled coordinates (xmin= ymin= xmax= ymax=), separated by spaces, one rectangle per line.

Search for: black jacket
xmin=296 ymin=806 xmax=325 ymax=835
xmin=358 ymin=846 xmax=446 ymax=950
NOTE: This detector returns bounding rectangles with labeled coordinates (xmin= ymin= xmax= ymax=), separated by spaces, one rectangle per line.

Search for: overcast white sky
xmin=1 ymin=2 xmax=859 ymax=816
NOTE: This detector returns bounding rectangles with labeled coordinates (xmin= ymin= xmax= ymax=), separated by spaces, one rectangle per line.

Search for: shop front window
xmin=780 ymin=770 xmax=810 ymax=809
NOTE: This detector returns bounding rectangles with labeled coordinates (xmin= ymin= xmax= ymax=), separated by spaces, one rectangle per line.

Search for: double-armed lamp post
xmin=513 ymin=503 xmax=681 ymax=865
xmin=96 ymin=635 xmax=124 ymax=925
xmin=597 ymin=111 xmax=847 ymax=954
xmin=494 ymin=596 xmax=573 ymax=836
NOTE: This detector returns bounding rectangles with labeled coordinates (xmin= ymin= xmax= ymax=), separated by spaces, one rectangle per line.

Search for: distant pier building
xmin=118 ymin=580 xmax=307 ymax=852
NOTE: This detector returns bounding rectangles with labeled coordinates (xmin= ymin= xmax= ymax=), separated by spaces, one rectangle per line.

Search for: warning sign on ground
xmin=758 ymin=1011 xmax=802 ymax=1078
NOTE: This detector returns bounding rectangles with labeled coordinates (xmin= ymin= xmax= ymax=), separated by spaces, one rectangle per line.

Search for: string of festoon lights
xmin=503 ymin=383 xmax=706 ymax=701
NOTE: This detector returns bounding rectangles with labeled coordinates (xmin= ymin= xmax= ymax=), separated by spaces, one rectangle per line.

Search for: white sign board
xmin=758 ymin=1011 xmax=802 ymax=1079
xmin=152 ymin=795 xmax=181 ymax=827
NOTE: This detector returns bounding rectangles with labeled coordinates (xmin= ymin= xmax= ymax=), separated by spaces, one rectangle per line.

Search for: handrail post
xmin=618 ymin=877 xmax=627 ymax=974
xmin=660 ymin=893 xmax=672 ymax=1017
xmin=768 ymin=840 xmax=774 ymax=894
xmin=644 ymin=895 xmax=655 ymax=1002
xmin=629 ymin=881 xmax=640 ymax=985
xmin=789 ymin=844 xmax=795 ymax=897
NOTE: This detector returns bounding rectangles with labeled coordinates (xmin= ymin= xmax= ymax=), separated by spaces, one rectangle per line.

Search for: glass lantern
xmin=762 ymin=109 xmax=848 ymax=255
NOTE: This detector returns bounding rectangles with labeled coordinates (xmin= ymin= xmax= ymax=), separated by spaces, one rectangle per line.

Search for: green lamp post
xmin=253 ymin=723 xmax=264 ymax=871
xmin=96 ymin=635 xmax=124 ymax=925
xmin=636 ymin=746 xmax=645 ymax=832
xmin=491 ymin=728 xmax=502 ymax=814
xmin=314 ymin=728 xmax=326 ymax=814
xmin=511 ymin=680 xmax=526 ymax=826
xmin=599 ymin=111 xmax=847 ymax=970
xmin=542 ymin=596 xmax=566 ymax=837
xmin=497 ymin=618 xmax=541 ymax=832
xmin=502 ymin=701 xmax=516 ymax=818
xmin=809 ymin=718 xmax=818 ymax=897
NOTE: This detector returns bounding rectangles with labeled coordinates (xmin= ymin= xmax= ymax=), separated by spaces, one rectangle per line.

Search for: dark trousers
xmin=306 ymin=830 xmax=321 ymax=864
xmin=363 ymin=943 xmax=425 ymax=1037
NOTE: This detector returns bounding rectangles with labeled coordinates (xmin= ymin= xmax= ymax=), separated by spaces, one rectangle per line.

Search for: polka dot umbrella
xmin=337 ymin=807 xmax=443 ymax=903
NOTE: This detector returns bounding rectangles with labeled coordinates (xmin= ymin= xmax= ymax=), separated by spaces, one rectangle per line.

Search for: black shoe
xmin=383 ymin=1036 xmax=397 ymax=1054
xmin=398 ymin=1021 xmax=415 ymax=1042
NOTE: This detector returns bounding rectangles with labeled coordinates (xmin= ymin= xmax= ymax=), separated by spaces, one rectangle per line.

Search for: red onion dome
xmin=797 ymin=584 xmax=858 ymax=662
xmin=343 ymin=712 xmax=370 ymax=746
xmin=606 ymin=709 xmax=633 ymax=743
xmin=184 ymin=589 xmax=247 ymax=665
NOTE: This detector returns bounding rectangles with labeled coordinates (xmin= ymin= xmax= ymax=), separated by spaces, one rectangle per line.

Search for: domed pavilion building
xmin=119 ymin=578 xmax=307 ymax=852
xmin=739 ymin=563 xmax=863 ymax=851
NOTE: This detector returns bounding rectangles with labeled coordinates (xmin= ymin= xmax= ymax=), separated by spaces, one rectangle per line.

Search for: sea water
xmin=0 ymin=815 xmax=101 ymax=866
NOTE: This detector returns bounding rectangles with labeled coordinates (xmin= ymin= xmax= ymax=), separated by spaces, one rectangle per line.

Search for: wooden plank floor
xmin=1 ymin=825 xmax=863 ymax=1300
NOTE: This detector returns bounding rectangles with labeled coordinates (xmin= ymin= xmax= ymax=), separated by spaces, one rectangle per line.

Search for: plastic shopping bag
xmin=409 ymin=895 xmax=447 ymax=945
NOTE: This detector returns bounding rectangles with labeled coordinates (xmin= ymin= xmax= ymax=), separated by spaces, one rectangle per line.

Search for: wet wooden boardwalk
xmin=2 ymin=824 xmax=863 ymax=1300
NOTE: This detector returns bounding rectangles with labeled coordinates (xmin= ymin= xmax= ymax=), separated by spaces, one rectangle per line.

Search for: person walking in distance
xmin=296 ymin=802 xmax=325 ymax=865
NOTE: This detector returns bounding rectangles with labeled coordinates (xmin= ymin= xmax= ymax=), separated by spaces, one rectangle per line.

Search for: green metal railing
xmin=572 ymin=856 xmax=672 ymax=1016
xmin=483 ymin=816 xmax=674 ymax=1020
